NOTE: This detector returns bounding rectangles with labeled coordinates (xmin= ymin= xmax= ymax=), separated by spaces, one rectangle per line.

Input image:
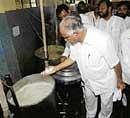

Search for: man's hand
xmin=41 ymin=57 xmax=74 ymax=77
xmin=114 ymin=63 xmax=126 ymax=91
xmin=60 ymin=56 xmax=67 ymax=62
xmin=41 ymin=66 xmax=57 ymax=76
xmin=117 ymin=80 xmax=126 ymax=91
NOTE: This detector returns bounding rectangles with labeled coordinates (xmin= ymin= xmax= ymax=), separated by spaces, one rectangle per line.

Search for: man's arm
xmin=114 ymin=62 xmax=125 ymax=90
xmin=62 ymin=42 xmax=71 ymax=57
xmin=41 ymin=57 xmax=75 ymax=76
xmin=55 ymin=57 xmax=74 ymax=71
xmin=61 ymin=42 xmax=71 ymax=62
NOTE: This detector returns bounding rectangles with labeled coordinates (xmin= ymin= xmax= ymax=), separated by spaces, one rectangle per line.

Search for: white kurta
xmin=97 ymin=15 xmax=126 ymax=57
xmin=125 ymin=16 xmax=130 ymax=29
xmin=80 ymin=11 xmax=100 ymax=28
xmin=69 ymin=27 xmax=119 ymax=95
xmin=62 ymin=42 xmax=71 ymax=57
xmin=120 ymin=29 xmax=130 ymax=84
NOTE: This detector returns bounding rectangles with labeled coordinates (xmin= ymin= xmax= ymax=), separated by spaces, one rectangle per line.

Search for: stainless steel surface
xmin=53 ymin=63 xmax=81 ymax=85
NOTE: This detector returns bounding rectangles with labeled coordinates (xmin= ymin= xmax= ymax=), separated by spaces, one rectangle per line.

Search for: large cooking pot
xmin=53 ymin=65 xmax=83 ymax=118
xmin=53 ymin=65 xmax=81 ymax=85
xmin=7 ymin=73 xmax=56 ymax=118
xmin=34 ymin=45 xmax=64 ymax=65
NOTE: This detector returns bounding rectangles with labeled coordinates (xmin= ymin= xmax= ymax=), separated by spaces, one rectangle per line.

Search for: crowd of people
xmin=41 ymin=0 xmax=130 ymax=118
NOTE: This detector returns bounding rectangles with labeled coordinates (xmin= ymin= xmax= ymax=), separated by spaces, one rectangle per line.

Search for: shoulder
xmin=85 ymin=11 xmax=94 ymax=16
xmin=80 ymin=13 xmax=90 ymax=19
xmin=111 ymin=16 xmax=126 ymax=29
xmin=125 ymin=16 xmax=130 ymax=21
xmin=112 ymin=15 xmax=124 ymax=22
xmin=87 ymin=27 xmax=111 ymax=43
xmin=79 ymin=13 xmax=87 ymax=19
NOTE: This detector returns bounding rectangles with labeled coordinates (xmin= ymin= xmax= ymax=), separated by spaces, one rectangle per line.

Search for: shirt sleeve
xmin=62 ymin=42 xmax=71 ymax=57
xmin=69 ymin=45 xmax=76 ymax=61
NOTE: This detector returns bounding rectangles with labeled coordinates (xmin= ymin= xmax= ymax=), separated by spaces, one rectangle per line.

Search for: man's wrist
xmin=117 ymin=79 xmax=123 ymax=83
xmin=55 ymin=65 xmax=60 ymax=72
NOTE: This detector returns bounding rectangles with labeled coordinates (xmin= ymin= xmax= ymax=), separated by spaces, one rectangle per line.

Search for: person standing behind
xmin=98 ymin=0 xmax=126 ymax=59
xmin=79 ymin=3 xmax=100 ymax=29
xmin=41 ymin=15 xmax=125 ymax=118
xmin=116 ymin=1 xmax=130 ymax=29
xmin=85 ymin=3 xmax=100 ymax=28
xmin=77 ymin=1 xmax=89 ymax=14
xmin=56 ymin=4 xmax=71 ymax=21
xmin=120 ymin=28 xmax=130 ymax=118
xmin=56 ymin=4 xmax=72 ymax=62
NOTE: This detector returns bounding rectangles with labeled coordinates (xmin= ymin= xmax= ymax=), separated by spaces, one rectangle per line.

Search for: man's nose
xmin=98 ymin=9 xmax=102 ymax=12
xmin=64 ymin=38 xmax=68 ymax=42
xmin=118 ymin=10 xmax=123 ymax=13
xmin=98 ymin=10 xmax=102 ymax=14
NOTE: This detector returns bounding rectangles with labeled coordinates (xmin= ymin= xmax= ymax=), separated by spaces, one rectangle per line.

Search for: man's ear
xmin=108 ymin=6 xmax=112 ymax=13
xmin=73 ymin=32 xmax=80 ymax=39
xmin=73 ymin=31 xmax=79 ymax=36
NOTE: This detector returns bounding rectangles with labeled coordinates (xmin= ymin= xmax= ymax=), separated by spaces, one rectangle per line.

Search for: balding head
xmin=59 ymin=15 xmax=83 ymax=36
xmin=59 ymin=15 xmax=85 ymax=44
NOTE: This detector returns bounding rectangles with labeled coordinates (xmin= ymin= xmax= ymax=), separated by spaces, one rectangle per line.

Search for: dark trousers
xmin=0 ymin=104 xmax=3 ymax=118
xmin=122 ymin=83 xmax=130 ymax=118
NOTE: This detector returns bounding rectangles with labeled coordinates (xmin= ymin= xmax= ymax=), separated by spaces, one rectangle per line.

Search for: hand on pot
xmin=60 ymin=56 xmax=67 ymax=62
xmin=41 ymin=66 xmax=56 ymax=77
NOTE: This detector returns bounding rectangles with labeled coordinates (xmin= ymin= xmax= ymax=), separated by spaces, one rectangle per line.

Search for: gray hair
xmin=59 ymin=15 xmax=84 ymax=35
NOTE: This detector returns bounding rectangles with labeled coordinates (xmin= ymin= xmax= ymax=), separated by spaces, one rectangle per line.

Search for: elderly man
xmin=41 ymin=16 xmax=125 ymax=118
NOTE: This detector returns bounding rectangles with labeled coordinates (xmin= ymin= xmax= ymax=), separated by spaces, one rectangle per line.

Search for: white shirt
xmin=120 ymin=29 xmax=130 ymax=84
xmin=62 ymin=42 xmax=71 ymax=57
xmin=98 ymin=15 xmax=126 ymax=57
xmin=80 ymin=11 xmax=100 ymax=28
xmin=69 ymin=27 xmax=119 ymax=95
xmin=125 ymin=16 xmax=130 ymax=29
